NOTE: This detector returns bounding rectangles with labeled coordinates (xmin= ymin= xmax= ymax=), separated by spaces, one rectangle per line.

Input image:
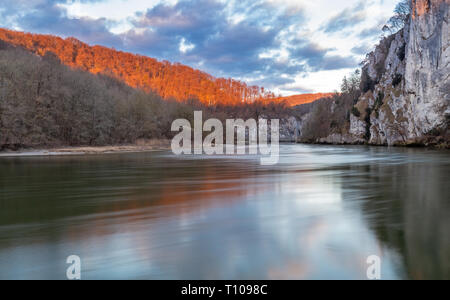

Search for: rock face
xmin=351 ymin=0 xmax=449 ymax=146
xmin=279 ymin=117 xmax=300 ymax=142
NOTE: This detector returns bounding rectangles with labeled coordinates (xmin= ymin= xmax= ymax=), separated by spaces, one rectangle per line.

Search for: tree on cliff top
xmin=341 ymin=70 xmax=361 ymax=94
xmin=383 ymin=0 xmax=412 ymax=33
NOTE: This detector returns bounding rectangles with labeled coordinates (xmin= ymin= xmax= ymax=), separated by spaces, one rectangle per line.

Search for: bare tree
xmin=383 ymin=0 xmax=412 ymax=34
xmin=341 ymin=70 xmax=361 ymax=94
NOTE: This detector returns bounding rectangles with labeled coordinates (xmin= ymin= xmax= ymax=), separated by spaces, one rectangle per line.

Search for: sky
xmin=0 ymin=0 xmax=399 ymax=95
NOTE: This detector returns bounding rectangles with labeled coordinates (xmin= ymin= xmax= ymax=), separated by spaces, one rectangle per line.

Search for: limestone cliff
xmin=352 ymin=0 xmax=449 ymax=146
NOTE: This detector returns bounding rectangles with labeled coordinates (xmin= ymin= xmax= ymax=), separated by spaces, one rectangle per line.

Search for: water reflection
xmin=0 ymin=145 xmax=448 ymax=279
xmin=345 ymin=156 xmax=450 ymax=280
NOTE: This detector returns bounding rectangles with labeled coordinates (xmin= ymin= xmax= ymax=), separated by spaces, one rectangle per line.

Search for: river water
xmin=0 ymin=144 xmax=448 ymax=279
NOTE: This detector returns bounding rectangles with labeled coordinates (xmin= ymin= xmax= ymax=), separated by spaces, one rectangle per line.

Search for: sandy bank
xmin=0 ymin=142 xmax=171 ymax=157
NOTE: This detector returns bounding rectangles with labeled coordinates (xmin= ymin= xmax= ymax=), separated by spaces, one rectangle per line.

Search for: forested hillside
xmin=0 ymin=40 xmax=289 ymax=150
xmin=277 ymin=93 xmax=334 ymax=107
xmin=0 ymin=40 xmax=194 ymax=149
xmin=0 ymin=28 xmax=275 ymax=105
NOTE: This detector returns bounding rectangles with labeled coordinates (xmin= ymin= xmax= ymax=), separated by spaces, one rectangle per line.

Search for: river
xmin=0 ymin=144 xmax=448 ymax=279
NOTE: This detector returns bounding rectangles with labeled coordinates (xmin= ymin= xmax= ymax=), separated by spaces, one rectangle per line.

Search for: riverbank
xmin=0 ymin=140 xmax=171 ymax=157
xmin=296 ymin=138 xmax=450 ymax=149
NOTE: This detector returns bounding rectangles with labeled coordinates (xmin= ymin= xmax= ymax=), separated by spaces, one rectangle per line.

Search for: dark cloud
xmin=0 ymin=0 xmax=121 ymax=47
xmin=289 ymin=41 xmax=358 ymax=71
xmin=125 ymin=0 xmax=307 ymax=79
xmin=321 ymin=1 xmax=367 ymax=34
xmin=318 ymin=55 xmax=359 ymax=70
xmin=132 ymin=0 xmax=226 ymax=42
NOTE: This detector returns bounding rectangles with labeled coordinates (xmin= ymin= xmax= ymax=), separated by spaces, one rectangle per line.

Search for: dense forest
xmin=0 ymin=40 xmax=289 ymax=150
xmin=0 ymin=28 xmax=276 ymax=106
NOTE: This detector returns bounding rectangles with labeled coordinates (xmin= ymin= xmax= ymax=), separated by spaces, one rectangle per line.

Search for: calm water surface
xmin=0 ymin=145 xmax=449 ymax=279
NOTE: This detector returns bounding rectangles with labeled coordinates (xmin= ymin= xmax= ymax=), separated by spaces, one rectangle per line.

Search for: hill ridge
xmin=0 ymin=28 xmax=276 ymax=105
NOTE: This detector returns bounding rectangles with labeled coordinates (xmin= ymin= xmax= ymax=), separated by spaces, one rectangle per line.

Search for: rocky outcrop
xmin=351 ymin=0 xmax=449 ymax=147
xmin=279 ymin=117 xmax=300 ymax=142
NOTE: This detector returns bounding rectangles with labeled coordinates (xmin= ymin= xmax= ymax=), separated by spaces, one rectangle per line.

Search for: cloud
xmin=288 ymin=40 xmax=358 ymax=71
xmin=249 ymin=76 xmax=297 ymax=90
xmin=279 ymin=85 xmax=316 ymax=94
xmin=120 ymin=0 xmax=359 ymax=84
xmin=321 ymin=1 xmax=367 ymax=34
xmin=0 ymin=0 xmax=383 ymax=93
xmin=0 ymin=0 xmax=121 ymax=47
xmin=351 ymin=43 xmax=372 ymax=55
xmin=119 ymin=0 xmax=316 ymax=84
xmin=357 ymin=23 xmax=384 ymax=39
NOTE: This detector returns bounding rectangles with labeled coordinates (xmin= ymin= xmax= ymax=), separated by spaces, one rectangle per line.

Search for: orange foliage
xmin=0 ymin=28 xmax=276 ymax=105
xmin=276 ymin=93 xmax=335 ymax=107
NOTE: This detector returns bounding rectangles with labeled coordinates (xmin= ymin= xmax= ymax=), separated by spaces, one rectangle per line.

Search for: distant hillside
xmin=277 ymin=93 xmax=335 ymax=107
xmin=0 ymin=39 xmax=203 ymax=149
xmin=0 ymin=28 xmax=274 ymax=105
